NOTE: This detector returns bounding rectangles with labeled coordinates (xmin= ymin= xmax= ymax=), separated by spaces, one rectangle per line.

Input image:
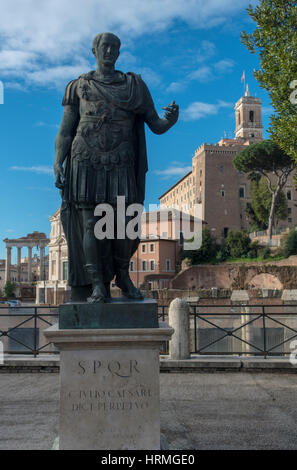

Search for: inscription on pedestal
xmin=59 ymin=349 xmax=160 ymax=450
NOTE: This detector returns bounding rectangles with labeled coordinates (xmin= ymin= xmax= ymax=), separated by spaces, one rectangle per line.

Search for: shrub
xmin=261 ymin=246 xmax=271 ymax=259
xmin=181 ymin=227 xmax=218 ymax=264
xmin=225 ymin=230 xmax=251 ymax=258
xmin=3 ymin=281 xmax=16 ymax=298
xmin=282 ymin=228 xmax=297 ymax=258
xmin=247 ymin=241 xmax=261 ymax=258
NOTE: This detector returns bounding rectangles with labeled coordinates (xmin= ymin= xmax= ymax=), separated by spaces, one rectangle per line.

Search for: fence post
xmin=168 ymin=298 xmax=190 ymax=360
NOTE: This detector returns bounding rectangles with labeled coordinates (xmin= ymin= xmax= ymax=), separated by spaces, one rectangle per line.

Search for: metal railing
xmin=0 ymin=305 xmax=169 ymax=357
xmin=1 ymin=303 xmax=296 ymax=358
xmin=190 ymin=304 xmax=297 ymax=357
xmin=0 ymin=305 xmax=59 ymax=357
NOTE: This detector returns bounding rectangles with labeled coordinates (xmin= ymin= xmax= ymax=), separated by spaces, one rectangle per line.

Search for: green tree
xmin=245 ymin=202 xmax=267 ymax=231
xmin=3 ymin=281 xmax=16 ymax=298
xmin=181 ymin=227 xmax=217 ymax=264
xmin=241 ymin=1 xmax=297 ymax=164
xmin=282 ymin=227 xmax=297 ymax=257
xmin=250 ymin=177 xmax=287 ymax=229
xmin=225 ymin=230 xmax=251 ymax=258
xmin=233 ymin=140 xmax=294 ymax=243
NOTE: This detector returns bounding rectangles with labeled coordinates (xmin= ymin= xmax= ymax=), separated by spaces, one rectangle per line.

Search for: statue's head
xmin=92 ymin=32 xmax=121 ymax=67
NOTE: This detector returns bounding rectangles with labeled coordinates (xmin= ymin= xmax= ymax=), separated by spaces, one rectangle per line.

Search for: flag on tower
xmin=241 ymin=71 xmax=245 ymax=83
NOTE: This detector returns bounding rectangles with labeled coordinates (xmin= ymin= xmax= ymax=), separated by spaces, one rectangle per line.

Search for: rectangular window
xmin=130 ymin=261 xmax=134 ymax=271
xmin=221 ymin=190 xmax=225 ymax=197
xmin=288 ymin=208 xmax=292 ymax=214
xmin=166 ymin=259 xmax=171 ymax=271
xmin=288 ymin=218 xmax=292 ymax=223
xmin=239 ymin=187 xmax=245 ymax=198
xmin=62 ymin=261 xmax=68 ymax=281
xmin=142 ymin=261 xmax=146 ymax=271
xmin=141 ymin=244 xmax=146 ymax=254
xmin=287 ymin=190 xmax=292 ymax=200
xmin=149 ymin=243 xmax=155 ymax=253
xmin=150 ymin=260 xmax=155 ymax=271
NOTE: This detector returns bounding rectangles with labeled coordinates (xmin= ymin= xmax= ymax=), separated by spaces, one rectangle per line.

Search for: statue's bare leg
xmin=82 ymin=209 xmax=106 ymax=303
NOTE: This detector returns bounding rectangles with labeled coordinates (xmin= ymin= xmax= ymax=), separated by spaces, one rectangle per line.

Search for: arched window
xmin=249 ymin=110 xmax=254 ymax=122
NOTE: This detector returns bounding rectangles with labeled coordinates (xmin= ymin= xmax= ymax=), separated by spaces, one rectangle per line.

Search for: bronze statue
xmin=54 ymin=32 xmax=178 ymax=303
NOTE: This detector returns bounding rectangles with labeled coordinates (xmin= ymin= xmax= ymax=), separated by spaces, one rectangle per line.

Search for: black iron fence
xmin=1 ymin=304 xmax=296 ymax=358
xmin=0 ymin=306 xmax=59 ymax=357
xmin=0 ymin=305 xmax=169 ymax=357
xmin=190 ymin=304 xmax=297 ymax=357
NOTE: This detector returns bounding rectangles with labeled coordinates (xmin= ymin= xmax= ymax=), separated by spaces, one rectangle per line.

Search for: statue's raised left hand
xmin=162 ymin=100 xmax=179 ymax=124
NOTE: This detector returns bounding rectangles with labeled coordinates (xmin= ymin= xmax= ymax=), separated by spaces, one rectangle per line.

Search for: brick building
xmin=159 ymin=87 xmax=297 ymax=242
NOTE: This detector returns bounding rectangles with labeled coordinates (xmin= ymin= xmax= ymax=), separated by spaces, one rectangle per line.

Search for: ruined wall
xmin=170 ymin=261 xmax=297 ymax=291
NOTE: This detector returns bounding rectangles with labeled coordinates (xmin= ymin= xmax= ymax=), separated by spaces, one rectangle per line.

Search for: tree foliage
xmin=282 ymin=227 xmax=297 ymax=257
xmin=3 ymin=281 xmax=16 ymax=298
xmin=241 ymin=0 xmax=297 ymax=164
xmin=245 ymin=202 xmax=267 ymax=231
xmin=225 ymin=230 xmax=251 ymax=258
xmin=250 ymin=177 xmax=287 ymax=228
xmin=181 ymin=227 xmax=217 ymax=264
xmin=234 ymin=139 xmax=294 ymax=242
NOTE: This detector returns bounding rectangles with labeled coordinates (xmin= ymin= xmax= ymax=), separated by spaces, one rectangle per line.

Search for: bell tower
xmin=234 ymin=85 xmax=263 ymax=143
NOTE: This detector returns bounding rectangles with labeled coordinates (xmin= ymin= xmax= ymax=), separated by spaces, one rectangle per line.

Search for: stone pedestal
xmin=44 ymin=304 xmax=173 ymax=450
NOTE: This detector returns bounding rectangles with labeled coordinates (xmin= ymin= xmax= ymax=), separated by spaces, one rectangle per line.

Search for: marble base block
xmin=59 ymin=298 xmax=158 ymax=329
xmin=44 ymin=323 xmax=173 ymax=450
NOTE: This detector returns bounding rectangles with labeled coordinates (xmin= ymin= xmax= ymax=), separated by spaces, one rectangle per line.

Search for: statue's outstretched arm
xmin=54 ymin=105 xmax=79 ymax=189
xmin=144 ymin=100 xmax=179 ymax=135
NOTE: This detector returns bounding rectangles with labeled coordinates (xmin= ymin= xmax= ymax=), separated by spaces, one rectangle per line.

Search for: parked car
xmin=0 ymin=300 xmax=21 ymax=307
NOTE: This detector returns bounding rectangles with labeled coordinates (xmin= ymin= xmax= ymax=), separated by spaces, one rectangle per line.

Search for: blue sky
xmin=0 ymin=0 xmax=273 ymax=261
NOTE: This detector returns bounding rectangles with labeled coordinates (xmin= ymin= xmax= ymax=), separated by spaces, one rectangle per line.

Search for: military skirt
xmin=66 ymin=137 xmax=137 ymax=207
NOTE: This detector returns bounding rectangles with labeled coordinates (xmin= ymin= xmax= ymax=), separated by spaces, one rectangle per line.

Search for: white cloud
xmin=0 ymin=0 xmax=254 ymax=87
xmin=26 ymin=61 xmax=90 ymax=87
xmin=10 ymin=166 xmax=54 ymax=174
xmin=182 ymin=100 xmax=233 ymax=121
xmin=154 ymin=165 xmax=192 ymax=179
xmin=197 ymin=40 xmax=216 ymax=63
xmin=214 ymin=59 xmax=235 ymax=73
xmin=188 ymin=66 xmax=213 ymax=82
xmin=136 ymin=67 xmax=162 ymax=87
xmin=167 ymin=57 xmax=235 ymax=93
xmin=166 ymin=81 xmax=187 ymax=93
xmin=0 ymin=50 xmax=38 ymax=71
xmin=117 ymin=51 xmax=138 ymax=69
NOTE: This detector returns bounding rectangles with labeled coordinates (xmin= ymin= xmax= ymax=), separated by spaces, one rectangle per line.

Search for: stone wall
xmin=170 ymin=260 xmax=297 ymax=291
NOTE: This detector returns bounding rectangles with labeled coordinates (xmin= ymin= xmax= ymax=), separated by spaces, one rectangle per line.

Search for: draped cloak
xmin=60 ymin=71 xmax=155 ymax=287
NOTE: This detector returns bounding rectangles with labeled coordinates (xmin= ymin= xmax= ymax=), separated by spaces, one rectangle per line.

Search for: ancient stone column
xmin=168 ymin=297 xmax=190 ymax=360
xmin=17 ymin=246 xmax=22 ymax=282
xmin=28 ymin=246 xmax=32 ymax=283
xmin=40 ymin=246 xmax=44 ymax=281
xmin=5 ymin=246 xmax=12 ymax=283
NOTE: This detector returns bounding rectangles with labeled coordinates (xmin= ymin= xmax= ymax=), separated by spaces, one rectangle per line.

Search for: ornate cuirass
xmin=70 ymin=77 xmax=136 ymax=170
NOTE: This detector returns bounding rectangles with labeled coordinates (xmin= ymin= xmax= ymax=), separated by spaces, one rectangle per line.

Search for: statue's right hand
xmin=54 ymin=164 xmax=65 ymax=189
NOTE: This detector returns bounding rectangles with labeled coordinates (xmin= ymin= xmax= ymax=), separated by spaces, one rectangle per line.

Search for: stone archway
xmin=247 ymin=273 xmax=283 ymax=289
